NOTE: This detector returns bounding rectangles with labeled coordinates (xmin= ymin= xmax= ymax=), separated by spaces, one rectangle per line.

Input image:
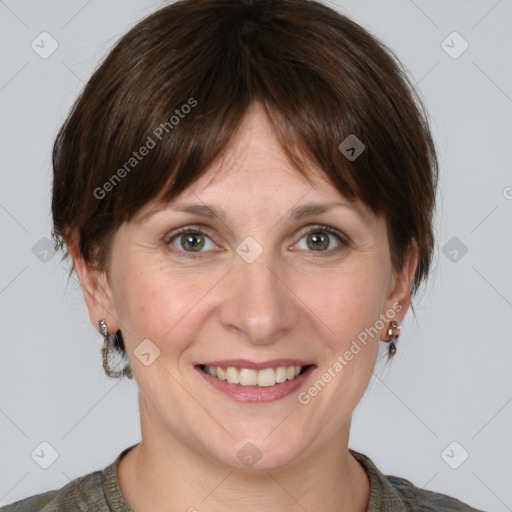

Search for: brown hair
xmin=52 ymin=0 xmax=437 ymax=370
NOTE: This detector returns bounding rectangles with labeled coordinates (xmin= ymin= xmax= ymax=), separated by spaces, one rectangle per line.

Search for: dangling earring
xmin=98 ymin=319 xmax=132 ymax=379
xmin=383 ymin=320 xmax=400 ymax=358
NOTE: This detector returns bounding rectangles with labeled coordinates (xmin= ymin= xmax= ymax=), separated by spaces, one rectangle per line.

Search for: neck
xmin=118 ymin=401 xmax=370 ymax=512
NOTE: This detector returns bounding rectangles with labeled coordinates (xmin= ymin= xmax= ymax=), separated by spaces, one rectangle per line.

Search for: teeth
xmin=226 ymin=367 xmax=239 ymax=384
xmin=203 ymin=365 xmax=304 ymax=387
xmin=257 ymin=368 xmax=275 ymax=387
xmin=275 ymin=366 xmax=287 ymax=383
xmin=239 ymin=368 xmax=257 ymax=386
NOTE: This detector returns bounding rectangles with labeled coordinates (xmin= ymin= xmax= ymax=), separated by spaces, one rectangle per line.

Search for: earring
xmin=98 ymin=319 xmax=132 ymax=379
xmin=383 ymin=320 xmax=400 ymax=358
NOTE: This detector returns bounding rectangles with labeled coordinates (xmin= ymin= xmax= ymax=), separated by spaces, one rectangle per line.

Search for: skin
xmin=70 ymin=103 xmax=418 ymax=512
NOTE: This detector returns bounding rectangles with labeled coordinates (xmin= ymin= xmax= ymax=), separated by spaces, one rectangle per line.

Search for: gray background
xmin=1 ymin=0 xmax=511 ymax=510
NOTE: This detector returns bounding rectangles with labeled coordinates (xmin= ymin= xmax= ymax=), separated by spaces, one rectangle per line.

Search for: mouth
xmin=195 ymin=361 xmax=316 ymax=403
xmin=198 ymin=363 xmax=311 ymax=385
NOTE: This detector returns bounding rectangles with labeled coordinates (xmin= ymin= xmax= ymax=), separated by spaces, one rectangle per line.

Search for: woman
xmin=1 ymin=0 xmax=485 ymax=510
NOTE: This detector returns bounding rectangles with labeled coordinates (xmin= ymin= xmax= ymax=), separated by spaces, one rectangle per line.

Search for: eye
xmin=164 ymin=226 xmax=217 ymax=259
xmin=164 ymin=224 xmax=349 ymax=260
xmin=293 ymin=225 xmax=349 ymax=254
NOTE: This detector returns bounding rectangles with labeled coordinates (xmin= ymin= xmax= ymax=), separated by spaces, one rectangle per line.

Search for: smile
xmin=200 ymin=364 xmax=307 ymax=386
xmin=196 ymin=361 xmax=316 ymax=403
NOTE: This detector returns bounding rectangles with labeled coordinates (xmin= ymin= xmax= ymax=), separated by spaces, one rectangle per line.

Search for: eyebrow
xmin=140 ymin=201 xmax=369 ymax=224
xmin=140 ymin=197 xmax=371 ymax=224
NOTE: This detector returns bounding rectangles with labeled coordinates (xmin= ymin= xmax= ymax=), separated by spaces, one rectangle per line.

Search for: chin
xmin=205 ymin=433 xmax=309 ymax=472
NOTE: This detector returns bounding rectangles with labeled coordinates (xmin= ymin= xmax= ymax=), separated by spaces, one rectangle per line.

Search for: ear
xmin=381 ymin=240 xmax=419 ymax=333
xmin=66 ymin=231 xmax=120 ymax=335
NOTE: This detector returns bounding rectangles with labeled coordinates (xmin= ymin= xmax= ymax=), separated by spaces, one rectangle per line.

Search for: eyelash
xmin=164 ymin=224 xmax=350 ymax=260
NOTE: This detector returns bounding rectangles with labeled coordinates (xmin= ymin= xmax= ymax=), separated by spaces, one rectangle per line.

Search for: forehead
xmin=181 ymin=105 xmax=333 ymax=196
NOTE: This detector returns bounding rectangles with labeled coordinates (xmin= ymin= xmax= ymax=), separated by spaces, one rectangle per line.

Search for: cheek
xmin=298 ymin=257 xmax=390 ymax=353
xmin=110 ymin=256 xmax=220 ymax=349
xmin=108 ymin=253 xmax=169 ymax=340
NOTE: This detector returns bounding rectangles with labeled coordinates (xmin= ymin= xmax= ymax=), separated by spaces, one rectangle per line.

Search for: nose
xmin=218 ymin=246 xmax=300 ymax=346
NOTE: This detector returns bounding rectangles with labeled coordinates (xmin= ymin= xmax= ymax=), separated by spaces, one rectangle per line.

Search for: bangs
xmin=52 ymin=0 xmax=437 ymax=294
xmin=104 ymin=16 xmax=372 ymax=228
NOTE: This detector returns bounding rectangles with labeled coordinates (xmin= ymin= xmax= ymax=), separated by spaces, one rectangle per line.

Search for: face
xmin=75 ymin=103 xmax=416 ymax=471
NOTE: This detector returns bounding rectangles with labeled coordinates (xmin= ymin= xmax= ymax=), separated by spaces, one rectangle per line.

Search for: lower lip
xmin=196 ymin=366 xmax=316 ymax=403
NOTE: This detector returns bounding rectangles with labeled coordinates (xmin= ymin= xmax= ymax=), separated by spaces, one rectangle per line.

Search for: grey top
xmin=1 ymin=444 xmax=485 ymax=511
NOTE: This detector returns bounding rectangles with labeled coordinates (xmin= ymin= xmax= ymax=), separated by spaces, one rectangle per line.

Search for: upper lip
xmin=196 ymin=359 xmax=315 ymax=370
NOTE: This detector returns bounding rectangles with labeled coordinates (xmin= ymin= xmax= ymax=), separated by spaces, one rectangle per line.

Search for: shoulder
xmin=387 ymin=474 xmax=486 ymax=511
xmin=349 ymin=449 xmax=486 ymax=512
xmin=0 ymin=444 xmax=138 ymax=512
xmin=0 ymin=469 xmax=106 ymax=512
xmin=0 ymin=490 xmax=59 ymax=512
